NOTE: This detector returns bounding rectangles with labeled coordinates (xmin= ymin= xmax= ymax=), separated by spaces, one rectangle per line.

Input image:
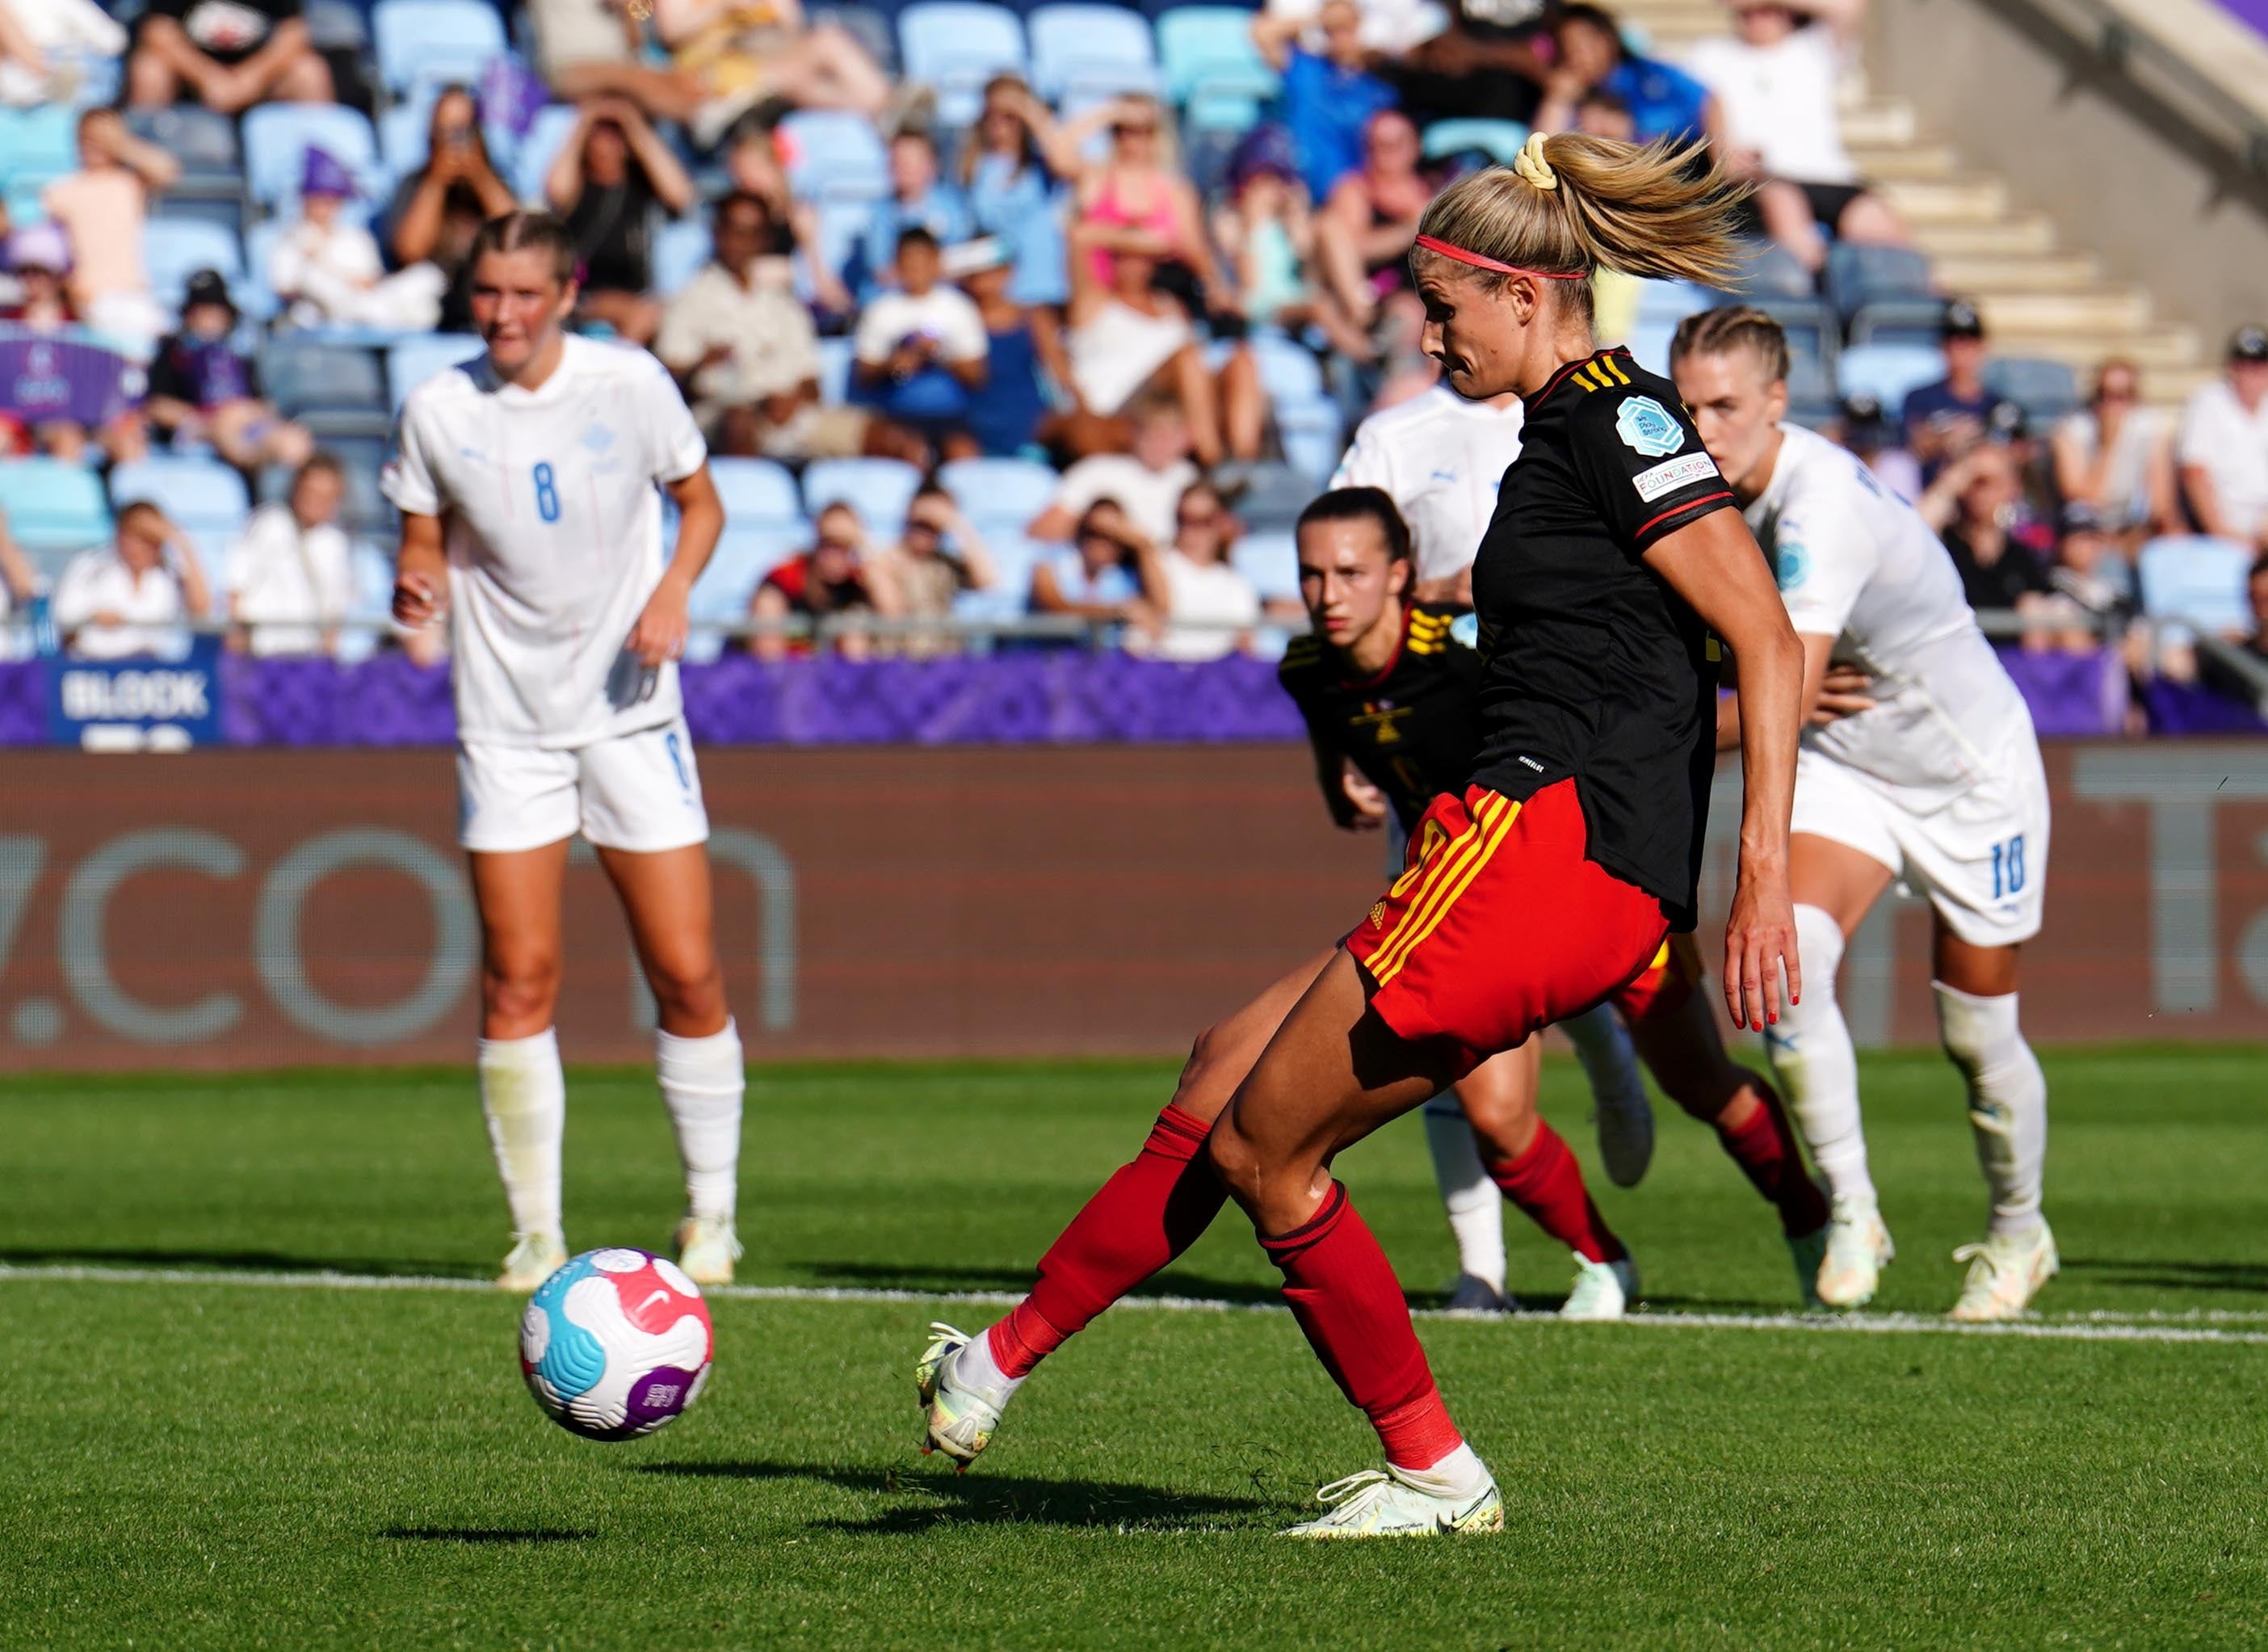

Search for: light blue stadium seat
xmin=1157 ymin=6 xmax=1277 ymax=127
xmin=109 ymin=456 xmax=251 ymax=544
xmin=809 ymin=3 xmax=899 ymax=74
xmin=1233 ymin=531 xmax=1300 ymax=603
xmin=260 ymin=338 xmax=389 ymax=416
xmin=242 ymin=104 xmax=383 ymax=208
xmin=1420 ymin=118 xmax=1531 ymax=165
xmin=387 ymin=334 xmax=485 ymax=410
xmin=372 ymin=0 xmax=510 ymax=96
xmin=1248 ymin=332 xmax=1326 ymax=410
xmin=817 ymin=336 xmax=855 ymax=405
xmin=708 ymin=456 xmax=807 ymax=526
xmin=779 ymin=110 xmax=891 ymax=202
xmin=803 ymin=456 xmax=923 ymax=535
xmin=1847 ymin=298 xmax=1947 ymax=351
xmin=898 ymin=2 xmax=1028 ymax=127
xmin=1279 ymin=406 xmax=1342 ymax=484
xmin=1825 ymin=242 xmax=1934 ymax=320
xmin=970 ymin=525 xmax=1040 ymax=599
xmin=124 ymin=106 xmax=240 ymax=185
xmin=936 ymin=456 xmax=1058 ymax=528
xmin=1984 ymin=356 xmax=2082 ymax=425
xmin=0 ymin=106 xmax=77 ymax=192
xmin=689 ymin=523 xmax=809 ymax=651
xmin=145 ymin=218 xmax=279 ymax=322
xmin=335 ymin=541 xmax=398 ymax=663
xmin=1027 ymin=4 xmax=1161 ymax=100
xmin=1837 ymin=342 xmax=1946 ymax=412
xmin=2138 ymin=536 xmax=2253 ymax=641
xmin=653 ymin=219 xmax=712 ymax=298
xmin=512 ymin=104 xmax=582 ymax=203
xmin=0 ymin=458 xmax=111 ymax=551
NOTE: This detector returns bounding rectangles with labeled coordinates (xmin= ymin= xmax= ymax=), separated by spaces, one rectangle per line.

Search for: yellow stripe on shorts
xmin=1368 ymin=794 xmax=1522 ymax=986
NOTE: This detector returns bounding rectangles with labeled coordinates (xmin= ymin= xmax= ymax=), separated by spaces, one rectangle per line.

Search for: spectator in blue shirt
xmin=1538 ymin=3 xmax=1715 ymax=146
xmin=1254 ymin=2 xmax=1400 ymax=205
xmin=1901 ymin=299 xmax=1997 ymax=476
xmin=856 ymin=131 xmax=972 ymax=297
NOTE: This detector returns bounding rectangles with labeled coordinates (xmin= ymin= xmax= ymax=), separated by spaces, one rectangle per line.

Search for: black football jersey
xmin=1279 ymin=601 xmax=1484 ymax=832
xmin=1467 ymin=346 xmax=1735 ymax=930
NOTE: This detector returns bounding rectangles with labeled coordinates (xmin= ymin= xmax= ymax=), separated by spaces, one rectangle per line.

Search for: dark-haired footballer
xmin=384 ymin=210 xmax=746 ymax=1294
xmin=912 ymin=483 xmax=1826 ymax=1478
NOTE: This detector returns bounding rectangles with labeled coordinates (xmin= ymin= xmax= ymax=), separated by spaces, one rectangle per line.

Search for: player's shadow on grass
xmin=382 ymin=1527 xmax=596 ymax=1544
xmin=636 ymin=1461 xmax=1271 ymax=1533
xmin=2061 ymin=1258 xmax=2268 ymax=1295
xmin=0 ymin=1245 xmax=482 ymax=1279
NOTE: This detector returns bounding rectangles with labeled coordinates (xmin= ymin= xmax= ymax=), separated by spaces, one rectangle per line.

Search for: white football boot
xmin=675 ymin=1214 xmax=742 ymax=1287
xmin=1948 ymin=1221 xmax=2059 ymax=1322
xmin=497 ymin=1230 xmax=567 ymax=1293
xmin=1787 ymin=1225 xmax=1829 ymax=1310
xmin=1280 ymin=1469 xmax=1504 ymax=1538
xmin=915 ymin=1322 xmax=1007 ymax=1469
xmin=1559 ymin=1252 xmax=1638 ymax=1321
xmin=1815 ymin=1196 xmax=1895 ymax=1309
xmin=1443 ymin=1272 xmax=1508 ymax=1313
xmin=1590 ymin=1082 xmax=1656 ymax=1190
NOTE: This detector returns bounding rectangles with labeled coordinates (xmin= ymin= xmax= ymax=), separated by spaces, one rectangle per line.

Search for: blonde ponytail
xmin=1415 ymin=133 xmax=1753 ymax=322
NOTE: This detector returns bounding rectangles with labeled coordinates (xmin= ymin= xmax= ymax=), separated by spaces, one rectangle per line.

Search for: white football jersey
xmin=383 ymin=335 xmax=708 ymax=750
xmin=1747 ymin=422 xmax=2038 ymax=806
xmin=1330 ymin=384 xmax=1524 ymax=584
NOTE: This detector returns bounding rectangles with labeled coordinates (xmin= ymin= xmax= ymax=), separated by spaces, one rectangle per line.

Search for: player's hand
xmin=1723 ymin=864 xmax=1800 ymax=1032
xmin=627 ymin=578 xmax=691 ymax=666
xmin=392 ymin=570 xmax=445 ymax=628
xmin=1340 ymin=766 xmax=1388 ymax=831
xmin=1810 ymin=662 xmax=1875 ymax=725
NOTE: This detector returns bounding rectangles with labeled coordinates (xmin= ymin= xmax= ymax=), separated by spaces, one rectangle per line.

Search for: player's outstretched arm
xmin=628 ymin=464 xmax=725 ymax=666
xmin=1644 ymin=509 xmax=1804 ymax=1031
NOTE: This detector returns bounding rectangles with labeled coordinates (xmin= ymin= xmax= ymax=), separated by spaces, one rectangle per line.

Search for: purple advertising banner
xmin=0 ymin=645 xmax=2163 ymax=748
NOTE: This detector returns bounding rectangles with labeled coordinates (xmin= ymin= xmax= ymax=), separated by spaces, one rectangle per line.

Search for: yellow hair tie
xmin=1512 ymin=130 xmax=1558 ymax=192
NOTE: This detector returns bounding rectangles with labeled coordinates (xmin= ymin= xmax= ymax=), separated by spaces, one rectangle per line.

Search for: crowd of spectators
xmin=0 ymin=0 xmax=2260 ymax=718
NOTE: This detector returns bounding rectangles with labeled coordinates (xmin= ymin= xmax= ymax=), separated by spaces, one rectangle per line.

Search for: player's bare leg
xmin=597 ymin=843 xmax=745 ymax=1285
xmin=1453 ymin=1040 xmax=1637 ymax=1320
xmin=1933 ymin=928 xmax=2054 ymax=1320
xmin=1766 ymin=834 xmax=1896 ymax=1307
xmin=1207 ymin=952 xmax=1502 ymax=1536
xmin=917 ymin=950 xmax=1334 ymax=1465
xmin=1620 ymin=939 xmax=1830 ymax=1304
xmin=471 ymin=842 xmax=574 ymax=1290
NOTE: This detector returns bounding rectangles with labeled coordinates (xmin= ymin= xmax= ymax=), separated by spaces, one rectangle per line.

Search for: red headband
xmin=1413 ymin=234 xmax=1584 ymax=280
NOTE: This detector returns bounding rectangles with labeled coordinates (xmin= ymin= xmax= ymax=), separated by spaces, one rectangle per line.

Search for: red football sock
xmin=1485 ymin=1122 xmax=1627 ymax=1264
xmin=1716 ymin=1081 xmax=1830 ymax=1238
xmin=1261 ymin=1182 xmax=1464 ymax=1471
xmin=985 ymin=1103 xmax=1224 ymax=1380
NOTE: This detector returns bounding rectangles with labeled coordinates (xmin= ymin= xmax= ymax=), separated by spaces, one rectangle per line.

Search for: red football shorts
xmin=1346 ymin=779 xmax=1670 ymax=1078
xmin=1610 ymin=931 xmax=1706 ymax=1027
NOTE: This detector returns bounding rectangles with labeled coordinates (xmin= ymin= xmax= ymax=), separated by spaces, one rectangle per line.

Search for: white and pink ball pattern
xmin=519 ymin=1247 xmax=713 ymax=1440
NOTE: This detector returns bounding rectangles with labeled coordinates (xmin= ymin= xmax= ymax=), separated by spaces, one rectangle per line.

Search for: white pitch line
xmin=1 ymin=1262 xmax=2263 ymax=1347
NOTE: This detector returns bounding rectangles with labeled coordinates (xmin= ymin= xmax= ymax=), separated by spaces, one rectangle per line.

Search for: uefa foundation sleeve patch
xmin=1632 ymin=452 xmax=1719 ymax=502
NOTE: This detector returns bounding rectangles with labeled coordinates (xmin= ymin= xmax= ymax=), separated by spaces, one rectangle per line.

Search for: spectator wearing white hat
xmin=2177 ymin=325 xmax=2268 ymax=552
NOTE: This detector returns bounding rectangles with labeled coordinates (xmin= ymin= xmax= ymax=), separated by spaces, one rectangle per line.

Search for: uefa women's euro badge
xmin=1615 ymin=396 xmax=1686 ymax=458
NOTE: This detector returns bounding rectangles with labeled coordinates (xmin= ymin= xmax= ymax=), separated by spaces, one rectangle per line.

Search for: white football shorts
xmin=457 ymin=715 xmax=711 ymax=855
xmin=1789 ymin=741 xmax=2049 ymax=948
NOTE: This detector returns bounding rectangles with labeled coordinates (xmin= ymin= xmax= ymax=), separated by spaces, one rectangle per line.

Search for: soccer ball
xmin=519 ymin=1247 xmax=713 ymax=1440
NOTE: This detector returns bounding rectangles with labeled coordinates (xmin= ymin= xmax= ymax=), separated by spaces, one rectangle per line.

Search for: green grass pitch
xmin=1 ymin=1049 xmax=2262 ymax=1649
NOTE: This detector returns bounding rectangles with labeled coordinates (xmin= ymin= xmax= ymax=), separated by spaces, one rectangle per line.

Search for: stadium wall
xmin=0 ymin=742 xmax=2262 ymax=1071
xmin=1871 ymin=0 xmax=2268 ymax=349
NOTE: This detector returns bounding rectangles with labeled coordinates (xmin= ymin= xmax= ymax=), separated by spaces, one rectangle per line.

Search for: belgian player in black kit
xmin=914 ymin=132 xmax=1804 ymax=1536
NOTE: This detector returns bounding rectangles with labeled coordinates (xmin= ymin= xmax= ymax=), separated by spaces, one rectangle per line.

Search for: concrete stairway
xmin=1616 ymin=0 xmax=2209 ymax=410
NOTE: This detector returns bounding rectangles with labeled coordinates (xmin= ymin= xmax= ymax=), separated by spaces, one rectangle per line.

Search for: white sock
xmin=1421 ymin=1095 xmax=1505 ymax=1293
xmin=956 ymin=1326 xmax=1024 ymax=1404
xmin=479 ymin=1028 xmax=565 ymax=1241
xmin=1560 ymin=1002 xmax=1646 ymax=1113
xmin=1933 ymin=982 xmax=2048 ymax=1238
xmin=657 ymin=1019 xmax=745 ymax=1221
xmin=1393 ymin=1440 xmax=1489 ymax=1500
xmin=1768 ymin=905 xmax=1875 ymax=1209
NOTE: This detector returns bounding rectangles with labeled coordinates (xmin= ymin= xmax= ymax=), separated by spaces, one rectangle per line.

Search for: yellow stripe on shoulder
xmin=1601 ymin=355 xmax=1632 ymax=386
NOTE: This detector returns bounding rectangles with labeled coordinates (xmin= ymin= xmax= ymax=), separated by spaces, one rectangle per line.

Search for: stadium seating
xmin=1984 ymin=356 xmax=2082 ymax=424
xmin=1233 ymin=530 xmax=1299 ymax=603
xmin=1217 ymin=460 xmax=1310 ymax=532
xmin=260 ymin=338 xmax=391 ymax=418
xmin=707 ymin=457 xmax=808 ymax=528
xmin=897 ymin=2 xmax=1029 ymax=126
xmin=124 ymin=106 xmax=241 ymax=187
xmin=653 ymin=220 xmax=713 ymax=298
xmin=809 ymin=4 xmax=900 ymax=74
xmin=1847 ymin=298 xmax=1950 ymax=350
xmin=1825 ymin=242 xmax=1934 ymax=320
xmin=2139 ymin=536 xmax=2253 ymax=641
xmin=1157 ymin=6 xmax=1276 ymax=128
xmin=817 ymin=336 xmax=855 ymax=406
xmin=242 ymin=104 xmax=383 ymax=208
xmin=386 ymin=335 xmax=485 ymax=410
xmin=803 ymin=456 xmax=924 ymax=535
xmin=110 ymin=456 xmax=251 ymax=541
xmin=937 ymin=456 xmax=1059 ymax=530
xmin=305 ymin=0 xmax=372 ymax=52
xmin=0 ymin=107 xmax=76 ymax=195
xmin=512 ymin=104 xmax=582 ymax=204
xmin=372 ymin=0 xmax=510 ymax=98
xmin=0 ymin=458 xmax=111 ymax=556
xmin=1420 ymin=119 xmax=1531 ymax=166
xmin=778 ymin=111 xmax=892 ymax=202
xmin=1836 ymin=342 xmax=1945 ymax=410
xmin=145 ymin=217 xmax=279 ymax=323
xmin=1027 ymin=5 xmax=1162 ymax=100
